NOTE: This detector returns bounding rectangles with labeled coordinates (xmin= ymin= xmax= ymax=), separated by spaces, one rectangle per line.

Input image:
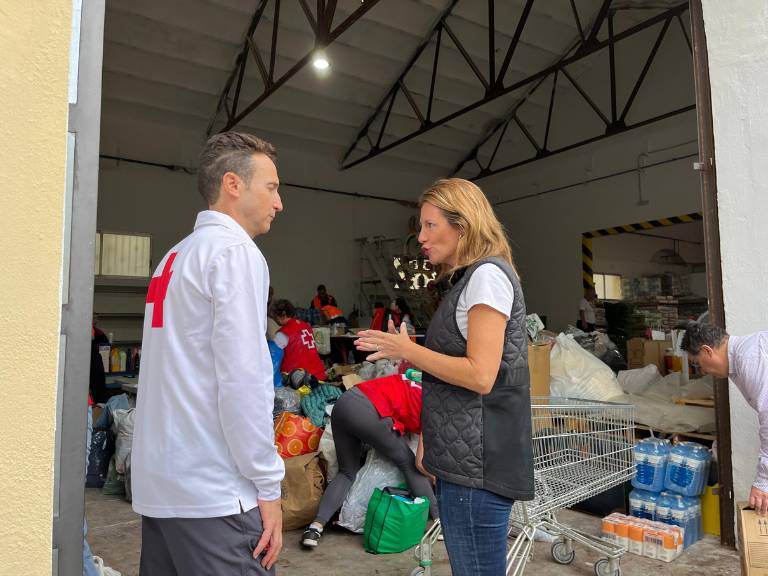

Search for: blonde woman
xmin=355 ymin=178 xmax=534 ymax=576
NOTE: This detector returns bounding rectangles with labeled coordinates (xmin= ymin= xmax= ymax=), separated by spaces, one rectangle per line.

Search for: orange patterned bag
xmin=274 ymin=412 xmax=323 ymax=459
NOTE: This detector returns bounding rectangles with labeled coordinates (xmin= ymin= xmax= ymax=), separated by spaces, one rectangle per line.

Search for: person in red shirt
xmin=271 ymin=299 xmax=327 ymax=381
xmin=300 ymin=373 xmax=437 ymax=549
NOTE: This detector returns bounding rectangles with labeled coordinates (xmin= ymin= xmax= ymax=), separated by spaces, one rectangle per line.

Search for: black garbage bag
xmin=85 ymin=427 xmax=114 ymax=488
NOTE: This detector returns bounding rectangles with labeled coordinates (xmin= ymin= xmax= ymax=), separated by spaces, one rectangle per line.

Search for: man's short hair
xmin=197 ymin=132 xmax=276 ymax=205
xmin=270 ymin=299 xmax=295 ymax=319
xmin=317 ymin=284 xmax=326 ymax=292
xmin=681 ymin=321 xmax=728 ymax=355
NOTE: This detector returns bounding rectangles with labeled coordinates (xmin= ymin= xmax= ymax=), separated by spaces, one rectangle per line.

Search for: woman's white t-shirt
xmin=455 ymin=263 xmax=515 ymax=339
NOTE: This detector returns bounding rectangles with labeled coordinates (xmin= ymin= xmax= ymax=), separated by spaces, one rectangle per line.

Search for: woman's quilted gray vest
xmin=421 ymin=257 xmax=535 ymax=501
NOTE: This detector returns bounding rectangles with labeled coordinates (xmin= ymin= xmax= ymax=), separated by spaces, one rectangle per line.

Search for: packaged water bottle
xmin=630 ymin=489 xmax=659 ymax=520
xmin=629 ymin=489 xmax=646 ymax=519
xmin=633 ymin=438 xmax=671 ymax=492
xmin=664 ymin=444 xmax=690 ymax=494
xmin=645 ymin=491 xmax=660 ymax=521
xmin=665 ymin=442 xmax=711 ymax=496
xmin=655 ymin=494 xmax=673 ymax=526
xmin=688 ymin=444 xmax=711 ymax=496
xmin=669 ymin=495 xmax=691 ymax=548
xmin=684 ymin=496 xmax=702 ymax=543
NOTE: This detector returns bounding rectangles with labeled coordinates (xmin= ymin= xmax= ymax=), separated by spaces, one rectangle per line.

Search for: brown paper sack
xmin=281 ymin=451 xmax=326 ymax=530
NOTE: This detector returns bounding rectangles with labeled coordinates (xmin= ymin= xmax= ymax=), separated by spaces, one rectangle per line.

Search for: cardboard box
xmin=342 ymin=374 xmax=363 ymax=390
xmin=627 ymin=338 xmax=672 ymax=374
xmin=331 ymin=363 xmax=362 ymax=378
xmin=738 ymin=501 xmax=768 ymax=575
xmin=528 ymin=343 xmax=551 ymax=397
xmin=91 ymin=405 xmax=103 ymax=426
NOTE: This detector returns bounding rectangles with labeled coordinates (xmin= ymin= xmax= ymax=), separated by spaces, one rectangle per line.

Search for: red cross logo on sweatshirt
xmin=146 ymin=252 xmax=177 ymax=328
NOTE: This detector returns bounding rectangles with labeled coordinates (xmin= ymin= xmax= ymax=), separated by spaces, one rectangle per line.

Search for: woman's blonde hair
xmin=419 ymin=178 xmax=516 ymax=278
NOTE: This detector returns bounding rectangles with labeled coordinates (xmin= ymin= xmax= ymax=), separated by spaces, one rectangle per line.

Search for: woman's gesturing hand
xmin=355 ymin=320 xmax=414 ymax=362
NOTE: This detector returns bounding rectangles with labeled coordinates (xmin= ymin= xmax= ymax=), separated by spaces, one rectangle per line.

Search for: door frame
xmin=53 ymin=0 xmax=105 ymax=574
xmin=689 ymin=0 xmax=734 ymax=547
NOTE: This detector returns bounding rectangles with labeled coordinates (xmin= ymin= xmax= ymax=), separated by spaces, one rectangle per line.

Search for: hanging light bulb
xmin=312 ymin=49 xmax=330 ymax=71
xmin=650 ymin=239 xmax=687 ymax=267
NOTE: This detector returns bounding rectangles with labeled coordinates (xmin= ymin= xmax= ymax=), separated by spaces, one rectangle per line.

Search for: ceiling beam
xmin=207 ymin=0 xmax=383 ymax=135
xmin=451 ymin=4 xmax=693 ymax=181
xmin=341 ymin=1 xmax=690 ymax=173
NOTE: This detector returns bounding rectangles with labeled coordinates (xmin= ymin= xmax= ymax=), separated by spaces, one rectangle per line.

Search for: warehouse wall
xmin=702 ymin=0 xmax=768 ymax=506
xmin=489 ymin=113 xmax=702 ymax=331
xmin=0 ymin=0 xmax=71 ymax=573
xmin=96 ymin=156 xmax=419 ymax=340
xmin=591 ymin=221 xmax=705 ymax=280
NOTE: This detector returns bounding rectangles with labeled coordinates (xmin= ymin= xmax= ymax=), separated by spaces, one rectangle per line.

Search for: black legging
xmin=314 ymin=387 xmax=438 ymax=524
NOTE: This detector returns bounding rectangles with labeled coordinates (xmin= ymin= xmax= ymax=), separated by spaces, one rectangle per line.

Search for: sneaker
xmin=301 ymin=527 xmax=322 ymax=548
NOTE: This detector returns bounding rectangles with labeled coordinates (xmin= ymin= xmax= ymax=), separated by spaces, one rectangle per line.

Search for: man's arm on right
xmin=754 ymin=410 xmax=768 ymax=493
xmin=209 ymin=245 xmax=284 ymax=501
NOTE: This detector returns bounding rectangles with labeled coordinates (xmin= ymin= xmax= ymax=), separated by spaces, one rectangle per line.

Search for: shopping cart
xmin=411 ymin=397 xmax=635 ymax=576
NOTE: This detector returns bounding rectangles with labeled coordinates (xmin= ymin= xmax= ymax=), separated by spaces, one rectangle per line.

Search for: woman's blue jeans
xmin=436 ymin=478 xmax=514 ymax=576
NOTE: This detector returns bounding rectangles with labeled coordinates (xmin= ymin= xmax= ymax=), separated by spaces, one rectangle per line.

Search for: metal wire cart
xmin=412 ymin=397 xmax=635 ymax=576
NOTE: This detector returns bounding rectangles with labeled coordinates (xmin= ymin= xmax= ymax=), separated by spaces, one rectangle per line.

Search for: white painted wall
xmin=95 ymin=101 xmax=705 ymax=340
xmin=483 ymin=113 xmax=702 ymax=331
xmin=591 ymin=221 xmax=704 ymax=281
xmin=95 ymin=115 xmax=424 ymax=340
xmin=702 ymin=0 xmax=768 ymax=505
xmin=96 ymin=162 xmax=418 ymax=338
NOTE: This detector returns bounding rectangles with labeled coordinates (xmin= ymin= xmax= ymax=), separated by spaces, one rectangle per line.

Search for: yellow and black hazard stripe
xmin=581 ymin=212 xmax=702 ymax=288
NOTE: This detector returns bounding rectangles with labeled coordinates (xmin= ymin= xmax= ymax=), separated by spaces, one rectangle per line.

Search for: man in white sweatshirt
xmin=132 ymin=132 xmax=285 ymax=575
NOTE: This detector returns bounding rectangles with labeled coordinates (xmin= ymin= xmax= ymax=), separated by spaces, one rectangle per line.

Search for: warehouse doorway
xmin=584 ymin=214 xmax=708 ymax=343
xmin=573 ymin=0 xmax=734 ymax=545
xmin=55 ymin=1 xmax=737 ymax=574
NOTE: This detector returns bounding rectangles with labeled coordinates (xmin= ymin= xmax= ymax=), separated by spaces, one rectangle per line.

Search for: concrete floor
xmin=86 ymin=488 xmax=740 ymax=576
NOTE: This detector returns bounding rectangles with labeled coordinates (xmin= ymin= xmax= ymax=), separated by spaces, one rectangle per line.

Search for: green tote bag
xmin=363 ymin=486 xmax=430 ymax=554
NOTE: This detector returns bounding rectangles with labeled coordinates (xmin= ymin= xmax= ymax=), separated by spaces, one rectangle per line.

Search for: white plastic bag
xmin=337 ymin=435 xmax=418 ymax=533
xmin=313 ymin=327 xmax=331 ymax=355
xmin=93 ymin=556 xmax=122 ymax=576
xmin=358 ymin=361 xmax=376 ymax=381
xmin=609 ymin=393 xmax=716 ymax=433
xmin=549 ymin=334 xmax=623 ymax=401
xmin=111 ymin=409 xmax=135 ymax=475
xmin=684 ymin=375 xmax=714 ymax=399
xmin=644 ymin=372 xmax=683 ymax=402
xmin=374 ymin=359 xmax=398 ymax=379
xmin=617 ymin=365 xmax=661 ymax=396
xmin=318 ymin=418 xmax=338 ymax=482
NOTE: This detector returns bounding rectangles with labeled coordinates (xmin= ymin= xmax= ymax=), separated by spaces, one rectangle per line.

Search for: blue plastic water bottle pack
xmin=632 ymin=437 xmax=672 ymax=492
xmin=664 ymin=442 xmax=711 ymax=497
xmin=629 ymin=489 xmax=659 ymax=520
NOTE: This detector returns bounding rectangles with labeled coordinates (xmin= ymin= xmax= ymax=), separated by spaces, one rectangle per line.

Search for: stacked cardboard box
xmin=738 ymin=502 xmax=768 ymax=576
xmin=627 ymin=338 xmax=672 ymax=373
xmin=527 ymin=343 xmax=550 ymax=397
xmin=623 ymin=276 xmax=663 ymax=301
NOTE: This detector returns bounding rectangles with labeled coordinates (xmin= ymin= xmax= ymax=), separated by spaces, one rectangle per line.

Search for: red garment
xmin=357 ymin=374 xmax=422 ymax=435
xmin=311 ymin=294 xmax=337 ymax=309
xmin=321 ymin=305 xmax=344 ymax=319
xmin=370 ymin=307 xmax=386 ymax=331
xmin=369 ymin=307 xmax=400 ymax=331
xmin=278 ymin=318 xmax=327 ymax=380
